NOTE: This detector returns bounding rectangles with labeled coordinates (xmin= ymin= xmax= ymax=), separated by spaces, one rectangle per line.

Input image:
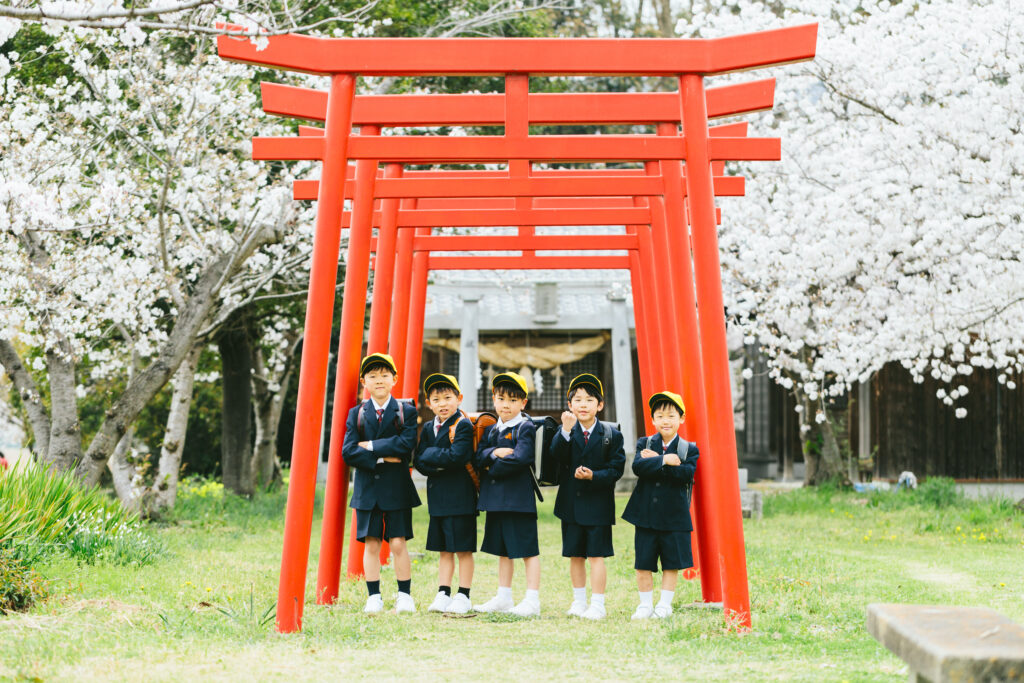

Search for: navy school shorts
xmin=426 ymin=513 xmax=478 ymax=553
xmin=480 ymin=511 xmax=539 ymax=559
xmin=355 ymin=507 xmax=414 ymax=542
xmin=560 ymin=520 xmax=614 ymax=558
xmin=633 ymin=526 xmax=693 ymax=572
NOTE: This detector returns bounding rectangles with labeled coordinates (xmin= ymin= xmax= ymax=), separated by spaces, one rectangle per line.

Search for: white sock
xmin=497 ymin=586 xmax=513 ymax=601
xmin=573 ymin=587 xmax=586 ymax=603
xmin=659 ymin=589 xmax=675 ymax=606
xmin=639 ymin=591 xmax=653 ymax=607
xmin=525 ymin=589 xmax=540 ymax=604
xmin=591 ymin=593 xmax=605 ymax=608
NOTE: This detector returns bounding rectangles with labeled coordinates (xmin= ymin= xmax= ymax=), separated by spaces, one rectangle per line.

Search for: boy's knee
xmin=364 ymin=537 xmax=382 ymax=550
xmin=389 ymin=537 xmax=408 ymax=552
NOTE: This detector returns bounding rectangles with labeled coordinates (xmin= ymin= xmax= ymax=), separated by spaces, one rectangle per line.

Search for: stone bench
xmin=867 ymin=603 xmax=1024 ymax=682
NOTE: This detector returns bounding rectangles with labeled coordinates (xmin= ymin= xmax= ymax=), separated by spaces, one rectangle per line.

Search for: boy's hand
xmin=663 ymin=452 xmax=682 ymax=466
xmin=358 ymin=441 xmax=371 ymax=449
xmin=493 ymin=447 xmax=514 ymax=458
xmin=640 ymin=448 xmax=659 ymax=459
xmin=381 ymin=457 xmax=402 ymax=464
xmin=561 ymin=411 xmax=577 ymax=432
xmin=574 ymin=466 xmax=593 ymax=480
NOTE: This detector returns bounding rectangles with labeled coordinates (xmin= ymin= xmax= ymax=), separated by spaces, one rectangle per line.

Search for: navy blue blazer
xmin=550 ymin=421 xmax=625 ymax=526
xmin=342 ymin=397 xmax=421 ymax=511
xmin=621 ymin=434 xmax=699 ymax=531
xmin=413 ymin=415 xmax=477 ymax=517
xmin=473 ymin=416 xmax=537 ymax=514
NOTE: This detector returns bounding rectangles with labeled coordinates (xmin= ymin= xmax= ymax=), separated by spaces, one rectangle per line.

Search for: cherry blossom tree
xmin=687 ymin=0 xmax=1024 ymax=483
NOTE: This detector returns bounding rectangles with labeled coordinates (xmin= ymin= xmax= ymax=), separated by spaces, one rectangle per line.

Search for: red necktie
xmin=583 ymin=430 xmax=590 ymax=445
xmin=376 ymin=408 xmax=383 ymax=424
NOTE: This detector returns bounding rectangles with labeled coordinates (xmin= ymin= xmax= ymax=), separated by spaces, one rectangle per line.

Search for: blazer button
xmin=576 ymin=491 xmax=581 ymax=496
xmin=653 ymin=497 xmax=658 ymax=503
xmin=374 ymin=475 xmax=380 ymax=480
xmin=656 ymin=482 xmax=661 ymax=487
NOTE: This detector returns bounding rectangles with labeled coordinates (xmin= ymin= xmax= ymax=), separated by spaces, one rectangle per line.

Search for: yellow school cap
xmin=648 ymin=390 xmax=685 ymax=416
xmin=423 ymin=373 xmax=461 ymax=395
xmin=492 ymin=371 xmax=528 ymax=395
xmin=567 ymin=373 xmax=603 ymax=398
xmin=360 ymin=352 xmax=397 ymax=376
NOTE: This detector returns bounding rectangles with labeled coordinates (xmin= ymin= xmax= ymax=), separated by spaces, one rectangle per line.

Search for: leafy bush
xmin=916 ymin=476 xmax=961 ymax=508
xmin=0 ymin=462 xmax=162 ymax=566
xmin=0 ymin=547 xmax=47 ymax=613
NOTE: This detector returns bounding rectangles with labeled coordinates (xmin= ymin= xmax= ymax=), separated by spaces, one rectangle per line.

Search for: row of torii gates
xmin=218 ymin=24 xmax=818 ymax=633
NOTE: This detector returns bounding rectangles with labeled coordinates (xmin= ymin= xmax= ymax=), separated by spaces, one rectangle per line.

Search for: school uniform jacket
xmin=473 ymin=418 xmax=537 ymax=514
xmin=412 ymin=415 xmax=477 ymax=517
xmin=549 ymin=421 xmax=626 ymax=526
xmin=621 ymin=434 xmax=699 ymax=532
xmin=342 ymin=397 xmax=421 ymax=511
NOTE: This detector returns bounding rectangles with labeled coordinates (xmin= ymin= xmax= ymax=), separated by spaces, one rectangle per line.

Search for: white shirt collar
xmin=579 ymin=420 xmax=597 ymax=435
xmin=433 ymin=415 xmax=445 ymax=435
xmin=370 ymin=396 xmax=392 ymax=412
xmin=496 ymin=413 xmax=524 ymax=431
xmin=661 ymin=434 xmax=678 ymax=451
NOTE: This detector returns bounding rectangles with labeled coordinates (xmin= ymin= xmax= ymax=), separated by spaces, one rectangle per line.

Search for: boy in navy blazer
xmin=550 ymin=373 xmax=625 ymax=620
xmin=342 ymin=353 xmax=421 ymax=615
xmin=413 ymin=373 xmax=477 ymax=615
xmin=622 ymin=391 xmax=699 ymax=620
xmin=472 ymin=372 xmax=541 ymax=617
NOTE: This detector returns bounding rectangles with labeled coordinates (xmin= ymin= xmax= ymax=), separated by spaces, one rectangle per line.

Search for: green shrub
xmin=916 ymin=476 xmax=961 ymax=508
xmin=0 ymin=462 xmax=162 ymax=566
xmin=0 ymin=547 xmax=47 ymax=614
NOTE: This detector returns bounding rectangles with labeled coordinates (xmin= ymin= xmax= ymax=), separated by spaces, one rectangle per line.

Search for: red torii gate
xmin=218 ymin=26 xmax=818 ymax=633
xmin=268 ymin=81 xmax=752 ymax=599
xmin=288 ymin=108 xmax=749 ymax=593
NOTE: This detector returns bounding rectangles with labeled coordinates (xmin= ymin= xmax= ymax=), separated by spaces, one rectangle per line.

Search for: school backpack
xmin=355 ymin=398 xmax=416 ymax=438
xmin=534 ymin=420 xmax=621 ymax=488
xmin=645 ymin=435 xmax=697 ymax=506
xmin=448 ymin=410 xmax=497 ymax=492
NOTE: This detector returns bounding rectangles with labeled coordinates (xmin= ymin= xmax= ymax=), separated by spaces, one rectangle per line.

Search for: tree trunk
xmin=153 ymin=345 xmax=201 ymax=512
xmin=75 ymin=231 xmax=272 ymax=485
xmin=799 ymin=395 xmax=846 ymax=486
xmin=44 ymin=340 xmax=82 ymax=472
xmin=108 ymin=426 xmax=145 ymax=515
xmin=250 ymin=337 xmax=296 ymax=490
xmin=0 ymin=338 xmax=51 ymax=461
xmin=219 ymin=317 xmax=253 ymax=496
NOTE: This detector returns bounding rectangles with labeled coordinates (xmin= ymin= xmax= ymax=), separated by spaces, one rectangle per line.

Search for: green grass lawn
xmin=3 ymin=482 xmax=1022 ymax=682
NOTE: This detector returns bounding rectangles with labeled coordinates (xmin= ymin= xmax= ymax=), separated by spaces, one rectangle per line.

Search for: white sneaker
xmin=653 ymin=602 xmax=673 ymax=619
xmin=445 ymin=593 xmax=472 ymax=614
xmin=363 ymin=594 xmax=384 ymax=614
xmin=631 ymin=604 xmax=654 ymax=620
xmin=566 ymin=600 xmax=587 ymax=617
xmin=428 ymin=591 xmax=452 ymax=612
xmin=510 ymin=599 xmax=540 ymax=617
xmin=395 ymin=592 xmax=416 ymax=614
xmin=474 ymin=594 xmax=514 ymax=613
xmin=581 ymin=603 xmax=606 ymax=620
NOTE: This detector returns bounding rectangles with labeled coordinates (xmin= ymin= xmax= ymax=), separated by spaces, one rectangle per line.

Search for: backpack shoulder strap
xmin=356 ymin=399 xmax=368 ymax=438
xmin=600 ymin=421 xmax=614 ymax=459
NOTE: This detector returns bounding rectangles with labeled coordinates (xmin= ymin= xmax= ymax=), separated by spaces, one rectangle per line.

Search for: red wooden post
xmin=318 ymin=125 xmax=380 ymax=592
xmin=633 ymin=212 xmax=666 ymax=388
xmin=365 ymin=163 xmax=403 ymax=358
xmin=388 ymin=198 xmax=416 ymax=392
xmin=680 ymin=74 xmax=752 ymax=628
xmin=404 ymin=227 xmax=431 ymax=398
xmin=275 ymin=74 xmax=356 ymax=632
xmin=644 ymin=162 xmax=685 ymax=390
xmin=656 ymin=122 xmax=724 ymax=603
xmin=626 ymin=225 xmax=655 ymax=405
